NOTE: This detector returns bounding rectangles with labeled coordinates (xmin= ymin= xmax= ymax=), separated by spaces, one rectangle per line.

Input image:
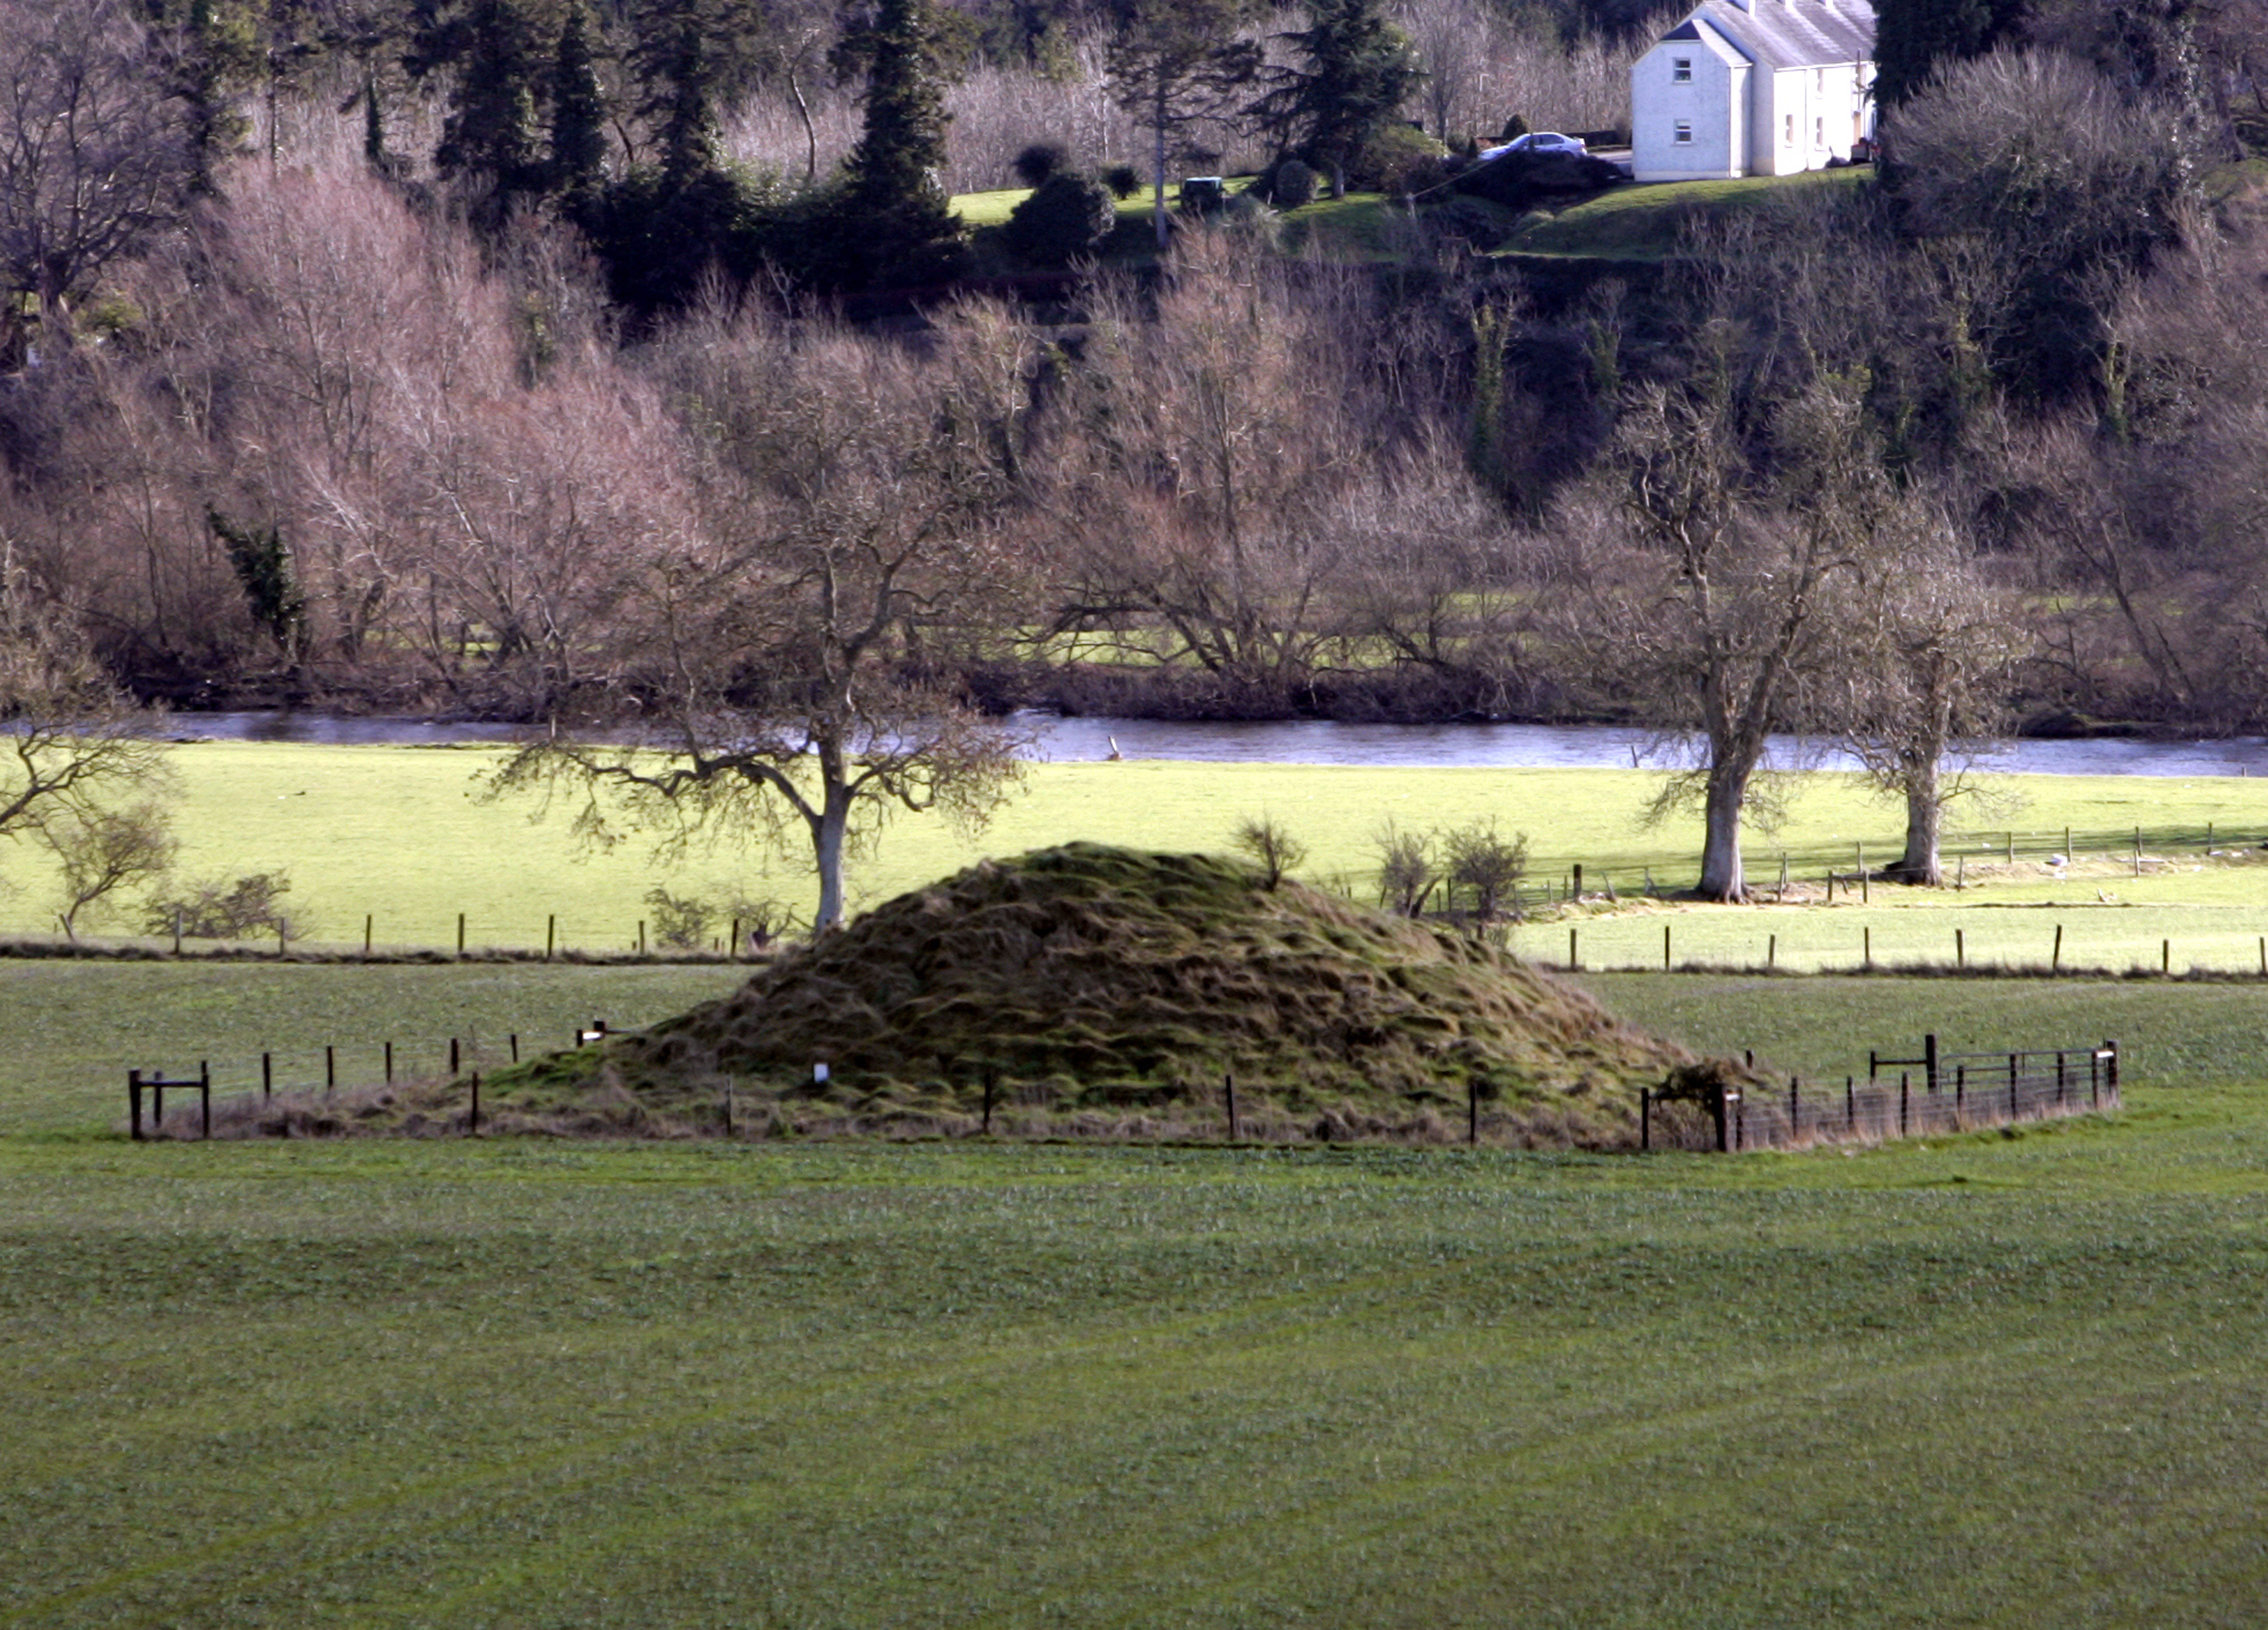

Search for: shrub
xmin=1232 ymin=814 xmax=1308 ymax=889
xmin=1442 ymin=819 xmax=1529 ymax=922
xmin=1355 ymin=123 xmax=1449 ymax=195
xmin=1003 ymin=170 xmax=1117 ymax=265
xmin=645 ymin=886 xmax=804 ymax=952
xmin=643 ymin=886 xmax=716 ymax=951
xmin=143 ymin=871 xmax=297 ymax=939
xmin=1424 ymin=196 xmax=1507 ymax=249
xmin=1270 ymin=157 xmax=1318 ymax=208
xmin=1102 ymin=162 xmax=1143 ymax=200
xmin=1372 ymin=820 xmax=1436 ymax=916
xmin=1012 ymin=141 xmax=1070 ymax=188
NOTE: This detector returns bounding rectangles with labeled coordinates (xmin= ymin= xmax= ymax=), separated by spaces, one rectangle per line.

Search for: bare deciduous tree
xmin=0 ymin=0 xmax=192 ymax=355
xmin=489 ymin=299 xmax=1035 ymax=930
xmin=45 ymin=800 xmax=176 ymax=939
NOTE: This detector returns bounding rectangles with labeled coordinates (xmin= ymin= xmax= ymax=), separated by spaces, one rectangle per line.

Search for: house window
xmin=1814 ymin=115 xmax=1825 ymax=147
xmin=1783 ymin=113 xmax=1795 ymax=146
xmin=1816 ymin=68 xmax=1825 ymax=92
xmin=1672 ymin=56 xmax=1692 ymax=82
xmin=1674 ymin=120 xmax=1693 ymax=143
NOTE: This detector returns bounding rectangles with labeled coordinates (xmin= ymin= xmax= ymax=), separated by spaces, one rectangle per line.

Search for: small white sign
xmin=813 ymin=1062 xmax=831 ymax=1082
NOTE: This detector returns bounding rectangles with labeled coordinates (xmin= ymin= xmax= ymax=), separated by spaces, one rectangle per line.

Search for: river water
xmin=174 ymin=710 xmax=2268 ymax=777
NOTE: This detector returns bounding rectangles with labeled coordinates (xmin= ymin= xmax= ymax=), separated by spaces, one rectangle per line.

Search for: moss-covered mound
xmin=506 ymin=844 xmax=1699 ymax=1147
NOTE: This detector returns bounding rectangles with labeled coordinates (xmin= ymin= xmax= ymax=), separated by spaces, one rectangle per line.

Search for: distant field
xmin=9 ymin=742 xmax=2268 ymax=963
xmin=7 ymin=1068 xmax=2268 ymax=1624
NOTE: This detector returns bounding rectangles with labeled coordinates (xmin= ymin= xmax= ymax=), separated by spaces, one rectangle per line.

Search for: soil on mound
xmin=511 ymin=844 xmax=1702 ymax=1147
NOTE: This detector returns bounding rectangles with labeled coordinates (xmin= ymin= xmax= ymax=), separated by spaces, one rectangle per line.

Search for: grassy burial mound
xmin=497 ymin=844 xmax=1703 ymax=1146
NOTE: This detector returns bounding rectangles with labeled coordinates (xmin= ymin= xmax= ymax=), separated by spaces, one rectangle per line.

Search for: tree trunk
xmin=1153 ymin=82 xmax=1170 ymax=251
xmin=789 ymin=63 xmax=818 ymax=181
xmin=1697 ymin=760 xmax=1749 ymax=901
xmin=812 ymin=794 xmax=849 ymax=931
xmin=1890 ymin=752 xmax=1943 ymax=885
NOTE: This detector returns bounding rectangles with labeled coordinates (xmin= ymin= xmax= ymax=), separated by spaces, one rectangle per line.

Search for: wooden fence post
xmin=1767 ymin=933 xmax=1776 ymax=971
xmin=200 ymin=1062 xmax=211 ymax=1140
xmin=638 ymin=920 xmax=647 ymax=955
xmin=1640 ymin=1086 xmax=1650 ymax=1151
xmin=469 ymin=1072 xmax=480 ymax=1134
xmin=363 ymin=914 xmax=373 ymax=957
xmin=262 ymin=1052 xmax=272 ymax=1099
xmin=1956 ymin=928 xmax=1964 ymax=968
xmin=457 ymin=912 xmax=466 ymax=956
xmin=546 ymin=914 xmax=556 ymax=961
xmin=1663 ymin=923 xmax=1672 ymax=972
xmin=722 ymin=1082 xmax=733 ymax=1138
xmin=450 ymin=1036 xmax=460 ymax=1076
xmin=1224 ymin=1072 xmax=1239 ymax=1142
xmin=1568 ymin=927 xmax=1578 ymax=971
xmin=1900 ymin=1072 xmax=1909 ymax=1137
xmin=325 ymin=1044 xmax=335 ymax=1093
xmin=1789 ymin=1077 xmax=1799 ymax=1142
xmin=172 ymin=910 xmax=182 ymax=957
xmin=384 ymin=1041 xmax=393 ymax=1084
xmin=1467 ymin=1079 xmax=1479 ymax=1145
xmin=1864 ymin=927 xmax=1872 ymax=970
xmin=509 ymin=1033 xmax=519 ymax=1063
xmin=1845 ymin=1076 xmax=1855 ymax=1134
xmin=129 ymin=1070 xmax=143 ymax=1141
xmin=2054 ymin=924 xmax=2062 ymax=971
xmin=981 ymin=1067 xmax=996 ymax=1136
xmin=2163 ymin=938 xmax=2171 ymax=974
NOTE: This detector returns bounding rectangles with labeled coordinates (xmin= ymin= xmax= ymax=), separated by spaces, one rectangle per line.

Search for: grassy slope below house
xmin=6 ymin=1060 xmax=2268 ymax=1624
xmin=1501 ymin=165 xmax=1872 ymax=260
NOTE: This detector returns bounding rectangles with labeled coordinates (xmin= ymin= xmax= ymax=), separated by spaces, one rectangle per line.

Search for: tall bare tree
xmin=489 ymin=300 xmax=1034 ymax=930
xmin=0 ymin=0 xmax=193 ymax=356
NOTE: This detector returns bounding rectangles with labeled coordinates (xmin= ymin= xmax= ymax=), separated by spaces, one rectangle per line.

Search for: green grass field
xmin=19 ymin=741 xmax=2268 ymax=969
xmin=6 ymin=1032 xmax=2268 ymax=1625
xmin=1501 ymin=166 xmax=1873 ymax=259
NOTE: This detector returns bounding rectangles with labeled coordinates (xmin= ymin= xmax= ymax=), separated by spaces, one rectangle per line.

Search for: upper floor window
xmin=1672 ymin=57 xmax=1692 ymax=82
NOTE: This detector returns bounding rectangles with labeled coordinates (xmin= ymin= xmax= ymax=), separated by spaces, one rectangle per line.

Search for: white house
xmin=1629 ymin=0 xmax=1876 ymax=183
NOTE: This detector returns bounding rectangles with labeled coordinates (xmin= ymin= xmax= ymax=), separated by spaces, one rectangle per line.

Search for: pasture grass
xmin=24 ymin=742 xmax=2268 ymax=967
xmin=1501 ymin=166 xmax=1872 ymax=259
xmin=5 ymin=1038 xmax=2268 ymax=1625
xmin=0 ymin=962 xmax=743 ymax=1137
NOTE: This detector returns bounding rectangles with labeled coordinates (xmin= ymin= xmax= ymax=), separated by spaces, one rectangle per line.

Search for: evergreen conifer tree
xmin=841 ymin=0 xmax=964 ymax=284
xmin=547 ymin=0 xmax=608 ymax=200
xmin=1247 ymin=0 xmax=1421 ymax=186
xmin=417 ymin=0 xmax=553 ymax=219
xmin=1873 ymin=0 xmax=2027 ymax=107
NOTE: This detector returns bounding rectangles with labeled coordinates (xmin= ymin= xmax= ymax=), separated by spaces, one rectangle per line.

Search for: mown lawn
xmin=5 ymin=1055 xmax=2268 ymax=1625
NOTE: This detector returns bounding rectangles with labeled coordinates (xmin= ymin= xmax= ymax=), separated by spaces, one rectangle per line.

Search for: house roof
xmin=1661 ymin=17 xmax=1754 ymax=66
xmin=1663 ymin=0 xmax=1874 ymax=70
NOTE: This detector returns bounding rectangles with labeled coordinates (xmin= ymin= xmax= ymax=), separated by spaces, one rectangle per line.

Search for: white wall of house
xmin=1754 ymin=61 xmax=1873 ymax=174
xmin=1633 ymin=0 xmax=1876 ymax=182
xmin=1630 ymin=36 xmax=1748 ymax=181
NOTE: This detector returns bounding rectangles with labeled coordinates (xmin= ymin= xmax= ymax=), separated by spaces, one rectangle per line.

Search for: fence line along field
xmin=13 ymin=741 xmax=2268 ymax=959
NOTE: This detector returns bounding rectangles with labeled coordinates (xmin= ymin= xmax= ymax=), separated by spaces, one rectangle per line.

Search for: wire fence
xmin=1642 ymin=1036 xmax=2121 ymax=1153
